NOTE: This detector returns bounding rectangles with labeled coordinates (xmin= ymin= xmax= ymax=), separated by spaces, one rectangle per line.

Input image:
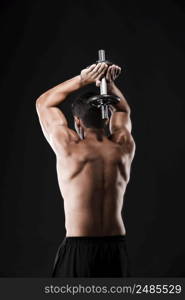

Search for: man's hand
xmin=80 ymin=63 xmax=108 ymax=87
xmin=106 ymin=64 xmax=121 ymax=85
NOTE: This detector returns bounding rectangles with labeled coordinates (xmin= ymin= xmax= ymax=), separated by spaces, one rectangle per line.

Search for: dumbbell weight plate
xmin=87 ymin=94 xmax=120 ymax=108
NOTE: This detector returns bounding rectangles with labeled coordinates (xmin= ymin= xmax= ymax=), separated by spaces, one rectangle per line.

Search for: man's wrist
xmin=107 ymin=81 xmax=116 ymax=92
xmin=78 ymin=74 xmax=89 ymax=88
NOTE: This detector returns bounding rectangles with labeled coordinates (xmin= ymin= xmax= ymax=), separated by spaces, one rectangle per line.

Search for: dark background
xmin=0 ymin=0 xmax=185 ymax=277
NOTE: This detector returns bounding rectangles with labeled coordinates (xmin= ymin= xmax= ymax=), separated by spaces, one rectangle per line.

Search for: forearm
xmin=107 ymin=82 xmax=131 ymax=114
xmin=36 ymin=75 xmax=84 ymax=107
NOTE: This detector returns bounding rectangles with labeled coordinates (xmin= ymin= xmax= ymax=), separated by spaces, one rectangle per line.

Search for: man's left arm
xmin=35 ymin=63 xmax=108 ymax=157
xmin=36 ymin=75 xmax=83 ymax=142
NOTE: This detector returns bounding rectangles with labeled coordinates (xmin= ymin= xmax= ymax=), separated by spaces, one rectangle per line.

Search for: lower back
xmin=64 ymin=208 xmax=126 ymax=237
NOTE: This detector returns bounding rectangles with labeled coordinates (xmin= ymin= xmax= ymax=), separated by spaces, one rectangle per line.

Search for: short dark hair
xmin=71 ymin=92 xmax=107 ymax=129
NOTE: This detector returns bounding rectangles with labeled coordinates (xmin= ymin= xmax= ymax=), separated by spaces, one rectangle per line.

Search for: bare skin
xmin=36 ymin=63 xmax=136 ymax=237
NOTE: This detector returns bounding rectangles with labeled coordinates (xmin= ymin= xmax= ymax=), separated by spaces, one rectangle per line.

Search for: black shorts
xmin=52 ymin=235 xmax=130 ymax=277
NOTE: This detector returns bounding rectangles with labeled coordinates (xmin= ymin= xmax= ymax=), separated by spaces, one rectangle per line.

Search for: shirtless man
xmin=36 ymin=62 xmax=136 ymax=277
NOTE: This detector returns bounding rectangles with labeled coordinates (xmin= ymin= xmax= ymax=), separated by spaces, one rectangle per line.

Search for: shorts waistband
xmin=64 ymin=235 xmax=126 ymax=243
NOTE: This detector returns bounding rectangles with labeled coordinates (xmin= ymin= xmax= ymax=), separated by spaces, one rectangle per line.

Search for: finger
xmin=96 ymin=80 xmax=101 ymax=87
xmin=115 ymin=67 xmax=120 ymax=76
xmin=114 ymin=68 xmax=118 ymax=77
xmin=111 ymin=65 xmax=116 ymax=79
xmin=94 ymin=63 xmax=108 ymax=72
xmin=96 ymin=68 xmax=107 ymax=81
xmin=106 ymin=66 xmax=112 ymax=81
xmin=113 ymin=67 xmax=118 ymax=80
xmin=115 ymin=65 xmax=121 ymax=73
xmin=111 ymin=65 xmax=115 ymax=79
xmin=96 ymin=63 xmax=107 ymax=75
xmin=116 ymin=67 xmax=122 ymax=78
xmin=86 ymin=64 xmax=96 ymax=73
xmin=90 ymin=63 xmax=103 ymax=75
xmin=111 ymin=65 xmax=115 ymax=80
xmin=106 ymin=65 xmax=112 ymax=74
xmin=105 ymin=70 xmax=109 ymax=80
xmin=91 ymin=62 xmax=108 ymax=75
xmin=96 ymin=70 xmax=108 ymax=86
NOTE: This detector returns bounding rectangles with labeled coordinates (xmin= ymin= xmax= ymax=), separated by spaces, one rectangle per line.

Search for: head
xmin=71 ymin=92 xmax=109 ymax=139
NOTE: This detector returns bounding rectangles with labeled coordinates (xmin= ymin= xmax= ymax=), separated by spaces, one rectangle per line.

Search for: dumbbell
xmin=87 ymin=49 xmax=120 ymax=119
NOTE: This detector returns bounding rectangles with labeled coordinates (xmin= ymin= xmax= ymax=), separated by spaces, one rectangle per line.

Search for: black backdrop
xmin=0 ymin=0 xmax=185 ymax=277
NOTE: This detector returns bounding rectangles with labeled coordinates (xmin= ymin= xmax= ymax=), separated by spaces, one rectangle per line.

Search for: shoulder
xmin=50 ymin=125 xmax=80 ymax=143
xmin=108 ymin=128 xmax=136 ymax=154
xmin=49 ymin=125 xmax=81 ymax=158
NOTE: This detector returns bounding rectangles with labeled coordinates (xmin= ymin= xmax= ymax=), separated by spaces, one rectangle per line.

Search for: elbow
xmin=35 ymin=98 xmax=43 ymax=112
xmin=35 ymin=93 xmax=48 ymax=109
xmin=118 ymin=107 xmax=131 ymax=115
xmin=126 ymin=106 xmax=131 ymax=115
xmin=35 ymin=97 xmax=41 ymax=109
xmin=125 ymin=103 xmax=131 ymax=115
xmin=114 ymin=103 xmax=131 ymax=115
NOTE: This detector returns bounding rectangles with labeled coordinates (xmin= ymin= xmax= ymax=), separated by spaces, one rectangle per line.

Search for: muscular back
xmin=36 ymin=80 xmax=136 ymax=236
xmin=56 ymin=130 xmax=135 ymax=237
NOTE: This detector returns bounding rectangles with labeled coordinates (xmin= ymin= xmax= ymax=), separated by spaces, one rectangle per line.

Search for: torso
xmin=55 ymin=131 xmax=135 ymax=237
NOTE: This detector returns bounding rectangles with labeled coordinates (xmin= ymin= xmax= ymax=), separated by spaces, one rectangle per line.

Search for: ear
xmin=74 ymin=116 xmax=80 ymax=126
xmin=74 ymin=116 xmax=85 ymax=129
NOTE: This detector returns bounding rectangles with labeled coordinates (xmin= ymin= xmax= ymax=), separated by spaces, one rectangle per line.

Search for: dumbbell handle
xmin=87 ymin=50 xmax=120 ymax=120
xmin=98 ymin=50 xmax=107 ymax=95
xmin=98 ymin=49 xmax=105 ymax=61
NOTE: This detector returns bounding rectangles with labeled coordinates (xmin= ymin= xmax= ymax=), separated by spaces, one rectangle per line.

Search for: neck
xmin=84 ymin=128 xmax=105 ymax=139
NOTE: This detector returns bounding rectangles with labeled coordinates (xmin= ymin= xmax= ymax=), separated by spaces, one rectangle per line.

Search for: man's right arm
xmin=107 ymin=81 xmax=132 ymax=133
